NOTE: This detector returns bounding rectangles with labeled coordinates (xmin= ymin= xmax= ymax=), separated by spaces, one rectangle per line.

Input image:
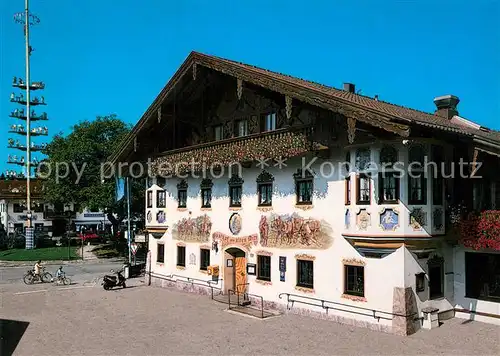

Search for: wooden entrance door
xmin=234 ymin=256 xmax=247 ymax=294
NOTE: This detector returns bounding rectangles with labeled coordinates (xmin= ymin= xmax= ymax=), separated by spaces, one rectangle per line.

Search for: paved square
xmin=1 ymin=282 xmax=499 ymax=355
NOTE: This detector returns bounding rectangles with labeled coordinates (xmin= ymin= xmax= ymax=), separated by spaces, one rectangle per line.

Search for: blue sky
xmin=1 ymin=0 xmax=499 ymax=174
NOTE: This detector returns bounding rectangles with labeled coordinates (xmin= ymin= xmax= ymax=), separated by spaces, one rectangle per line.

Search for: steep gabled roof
xmin=108 ymin=51 xmax=500 ymax=166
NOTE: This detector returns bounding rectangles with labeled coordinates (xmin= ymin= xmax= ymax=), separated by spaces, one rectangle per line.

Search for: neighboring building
xmin=108 ymin=52 xmax=500 ymax=335
xmin=0 ymin=179 xmax=111 ymax=237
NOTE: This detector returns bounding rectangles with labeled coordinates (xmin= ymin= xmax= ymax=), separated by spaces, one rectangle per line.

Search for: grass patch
xmin=0 ymin=247 xmax=79 ymax=261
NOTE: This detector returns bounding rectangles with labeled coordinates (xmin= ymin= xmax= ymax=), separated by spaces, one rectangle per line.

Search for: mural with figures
xmin=258 ymin=213 xmax=333 ymax=249
xmin=172 ymin=214 xmax=212 ymax=242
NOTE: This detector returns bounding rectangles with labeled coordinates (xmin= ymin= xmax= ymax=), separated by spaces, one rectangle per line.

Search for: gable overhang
xmin=106 ymin=52 xmax=423 ymax=176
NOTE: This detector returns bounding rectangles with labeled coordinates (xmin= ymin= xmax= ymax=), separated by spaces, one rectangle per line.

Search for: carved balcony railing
xmin=43 ymin=210 xmax=75 ymax=220
xmin=151 ymin=126 xmax=318 ymax=176
xmin=9 ymin=94 xmax=46 ymax=106
xmin=9 ymin=110 xmax=48 ymax=121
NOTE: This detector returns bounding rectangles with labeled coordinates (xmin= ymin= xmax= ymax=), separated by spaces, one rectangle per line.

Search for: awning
xmin=74 ymin=220 xmax=112 ymax=225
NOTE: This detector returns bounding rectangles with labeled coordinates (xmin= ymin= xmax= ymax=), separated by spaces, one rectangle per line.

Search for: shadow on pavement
xmin=0 ymin=318 xmax=30 ymax=356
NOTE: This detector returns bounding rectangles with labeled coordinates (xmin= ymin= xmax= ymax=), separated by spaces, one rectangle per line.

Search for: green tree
xmin=42 ymin=115 xmax=144 ymax=233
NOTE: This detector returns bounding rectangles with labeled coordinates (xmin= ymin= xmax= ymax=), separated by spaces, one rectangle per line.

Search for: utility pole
xmin=12 ymin=0 xmax=47 ymax=249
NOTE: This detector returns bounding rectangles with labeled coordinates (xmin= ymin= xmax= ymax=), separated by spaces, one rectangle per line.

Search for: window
xmin=294 ymin=169 xmax=314 ymax=205
xmin=35 ymin=223 xmax=44 ymax=231
xmin=380 ymin=145 xmax=398 ymax=168
xmin=33 ymin=202 xmax=44 ymax=213
xmin=409 ymin=144 xmax=426 ymax=166
xmin=147 ymin=191 xmax=153 ymax=208
xmin=263 ymin=113 xmax=276 ymax=131
xmin=200 ymin=248 xmax=210 ymax=271
xmin=297 ymin=259 xmax=314 ymax=289
xmin=157 ymin=191 xmax=166 ymax=208
xmin=465 ymin=252 xmax=500 ymax=302
xmin=344 ymin=265 xmax=364 ymax=297
xmin=157 ymin=243 xmax=164 ymax=263
xmin=177 ymin=180 xmax=188 ymax=208
xmin=428 ymin=256 xmax=444 ymax=299
xmin=432 ymin=176 xmax=443 ymax=205
xmin=345 ymin=176 xmax=351 ymax=205
xmin=228 ymin=174 xmax=243 ymax=207
xmin=257 ymin=170 xmax=274 ymax=206
xmin=415 ymin=273 xmax=425 ymax=293
xmin=214 ymin=125 xmax=223 ymax=141
xmin=408 ymin=174 xmax=427 ymax=204
xmin=156 ymin=177 xmax=166 ymax=187
xmin=355 ymin=148 xmax=371 ymax=171
xmin=378 ymin=172 xmax=399 ymax=203
xmin=235 ymin=119 xmax=248 ymax=137
xmin=177 ymin=246 xmax=186 ymax=267
xmin=356 ymin=174 xmax=371 ymax=204
xmin=13 ymin=203 xmax=25 ymax=213
xmin=200 ymin=179 xmax=213 ymax=208
xmin=257 ymin=255 xmax=271 ymax=281
xmin=344 ymin=151 xmax=351 ymax=174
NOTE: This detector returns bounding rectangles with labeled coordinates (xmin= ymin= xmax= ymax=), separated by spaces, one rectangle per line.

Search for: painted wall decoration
xmin=409 ymin=208 xmax=427 ymax=230
xmin=157 ymin=211 xmax=166 ymax=224
xmin=147 ymin=210 xmax=152 ymax=224
xmin=258 ymin=213 xmax=333 ymax=249
xmin=433 ymin=208 xmax=443 ymax=230
xmin=345 ymin=209 xmax=350 ymax=229
xmin=379 ymin=208 xmax=399 ymax=231
xmin=356 ymin=209 xmax=371 ymax=230
xmin=189 ymin=253 xmax=196 ymax=265
xmin=229 ymin=213 xmax=242 ymax=235
xmin=172 ymin=214 xmax=212 ymax=242
xmin=212 ymin=232 xmax=258 ymax=250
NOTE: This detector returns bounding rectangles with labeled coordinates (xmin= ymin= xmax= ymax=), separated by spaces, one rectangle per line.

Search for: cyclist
xmin=56 ymin=266 xmax=64 ymax=280
xmin=34 ymin=260 xmax=42 ymax=281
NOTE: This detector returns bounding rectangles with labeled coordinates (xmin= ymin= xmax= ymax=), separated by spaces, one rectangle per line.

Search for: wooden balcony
xmin=151 ymin=126 xmax=320 ymax=176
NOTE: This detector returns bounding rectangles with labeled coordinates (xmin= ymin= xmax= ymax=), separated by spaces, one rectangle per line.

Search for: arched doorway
xmin=224 ymin=247 xmax=247 ymax=295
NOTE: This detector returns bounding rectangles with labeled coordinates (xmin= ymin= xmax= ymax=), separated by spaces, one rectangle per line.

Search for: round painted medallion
xmin=147 ymin=211 xmax=152 ymax=223
xmin=229 ymin=213 xmax=242 ymax=235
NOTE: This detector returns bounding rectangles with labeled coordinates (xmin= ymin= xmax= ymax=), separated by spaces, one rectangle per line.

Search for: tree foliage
xmin=42 ymin=115 xmax=144 ymax=229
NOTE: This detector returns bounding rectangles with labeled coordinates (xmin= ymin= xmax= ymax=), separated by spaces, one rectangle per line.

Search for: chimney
xmin=433 ymin=94 xmax=460 ymax=119
xmin=343 ymin=83 xmax=355 ymax=93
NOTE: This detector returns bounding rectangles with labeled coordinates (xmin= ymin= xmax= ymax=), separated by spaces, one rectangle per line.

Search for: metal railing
xmin=278 ymin=293 xmax=418 ymax=321
xmin=149 ymin=271 xmax=223 ymax=300
xmin=228 ymin=289 xmax=264 ymax=319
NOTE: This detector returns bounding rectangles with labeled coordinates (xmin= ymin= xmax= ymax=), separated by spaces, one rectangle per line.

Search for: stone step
xmin=229 ymin=305 xmax=280 ymax=319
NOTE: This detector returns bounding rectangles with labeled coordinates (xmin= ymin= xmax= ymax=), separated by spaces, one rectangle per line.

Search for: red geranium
xmin=460 ymin=210 xmax=500 ymax=251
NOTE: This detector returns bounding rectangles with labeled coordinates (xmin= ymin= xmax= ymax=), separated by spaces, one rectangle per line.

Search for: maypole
xmin=10 ymin=0 xmax=48 ymax=249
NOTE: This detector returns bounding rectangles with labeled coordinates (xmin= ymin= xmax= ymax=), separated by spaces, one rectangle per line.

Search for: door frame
xmin=223 ymin=247 xmax=247 ymax=295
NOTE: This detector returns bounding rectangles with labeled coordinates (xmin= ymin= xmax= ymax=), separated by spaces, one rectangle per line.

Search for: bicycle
xmin=23 ymin=267 xmax=53 ymax=285
xmin=52 ymin=273 xmax=71 ymax=286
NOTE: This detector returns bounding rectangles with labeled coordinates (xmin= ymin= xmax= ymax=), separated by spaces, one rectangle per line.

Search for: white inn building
xmin=108 ymin=52 xmax=500 ymax=335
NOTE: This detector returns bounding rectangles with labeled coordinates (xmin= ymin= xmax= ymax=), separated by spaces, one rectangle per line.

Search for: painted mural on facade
xmin=258 ymin=213 xmax=333 ymax=249
xmin=172 ymin=214 xmax=212 ymax=242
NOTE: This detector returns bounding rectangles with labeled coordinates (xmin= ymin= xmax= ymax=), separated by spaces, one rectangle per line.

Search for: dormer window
xmin=256 ymin=170 xmax=274 ymax=206
xmin=294 ymin=169 xmax=314 ymax=205
xmin=228 ymin=174 xmax=243 ymax=207
xmin=235 ymin=119 xmax=248 ymax=137
xmin=200 ymin=178 xmax=213 ymax=208
xmin=147 ymin=191 xmax=153 ymax=208
xmin=177 ymin=180 xmax=188 ymax=208
xmin=157 ymin=190 xmax=166 ymax=208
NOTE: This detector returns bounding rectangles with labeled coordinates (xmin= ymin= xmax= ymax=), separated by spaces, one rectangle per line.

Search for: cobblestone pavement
xmin=1 ymin=282 xmax=499 ymax=356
